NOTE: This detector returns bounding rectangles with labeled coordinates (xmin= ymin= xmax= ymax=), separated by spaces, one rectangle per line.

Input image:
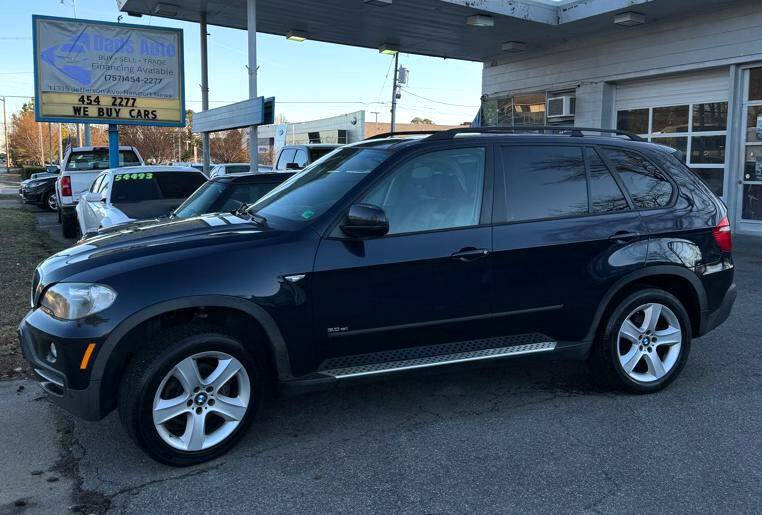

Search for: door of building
xmin=738 ymin=67 xmax=762 ymax=231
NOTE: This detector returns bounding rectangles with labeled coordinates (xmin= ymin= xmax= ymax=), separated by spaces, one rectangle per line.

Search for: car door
xmin=312 ymin=145 xmax=494 ymax=363
xmin=490 ymin=144 xmax=647 ymax=345
xmin=76 ymin=173 xmax=105 ymax=235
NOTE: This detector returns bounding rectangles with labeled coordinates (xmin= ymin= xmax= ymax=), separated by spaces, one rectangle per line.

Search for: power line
xmin=401 ymin=88 xmax=479 ymax=108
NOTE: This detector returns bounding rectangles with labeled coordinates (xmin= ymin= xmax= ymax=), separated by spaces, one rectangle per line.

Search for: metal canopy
xmin=117 ymin=0 xmax=735 ymax=62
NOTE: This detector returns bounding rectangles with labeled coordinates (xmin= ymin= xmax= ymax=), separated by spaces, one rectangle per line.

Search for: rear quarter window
xmin=601 ymin=148 xmax=674 ymax=209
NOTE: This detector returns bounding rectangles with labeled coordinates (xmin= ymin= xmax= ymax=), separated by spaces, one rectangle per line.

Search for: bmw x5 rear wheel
xmin=591 ymin=289 xmax=691 ymax=393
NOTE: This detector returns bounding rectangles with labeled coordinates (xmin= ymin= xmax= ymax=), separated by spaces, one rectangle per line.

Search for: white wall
xmin=482 ymin=0 xmax=762 ymax=103
xmin=258 ymin=111 xmax=365 ymax=144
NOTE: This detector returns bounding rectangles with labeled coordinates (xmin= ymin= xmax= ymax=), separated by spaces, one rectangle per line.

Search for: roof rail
xmin=364 ymin=130 xmax=440 ymax=140
xmin=426 ymin=126 xmax=645 ymax=142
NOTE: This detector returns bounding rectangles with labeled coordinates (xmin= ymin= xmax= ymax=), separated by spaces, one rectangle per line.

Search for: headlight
xmin=40 ymin=283 xmax=117 ymax=320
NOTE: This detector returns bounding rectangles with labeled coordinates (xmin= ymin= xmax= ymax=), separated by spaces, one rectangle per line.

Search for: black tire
xmin=61 ymin=210 xmax=77 ymax=238
xmin=118 ymin=324 xmax=264 ymax=466
xmin=43 ymin=190 xmax=57 ymax=211
xmin=589 ymin=288 xmax=691 ymax=394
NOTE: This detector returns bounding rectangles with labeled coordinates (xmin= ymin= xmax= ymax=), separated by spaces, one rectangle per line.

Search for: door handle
xmin=608 ymin=231 xmax=641 ymax=242
xmin=451 ymin=248 xmax=490 ymax=262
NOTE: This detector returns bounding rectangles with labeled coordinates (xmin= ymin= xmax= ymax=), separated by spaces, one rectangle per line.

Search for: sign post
xmin=32 ymin=15 xmax=185 ymax=166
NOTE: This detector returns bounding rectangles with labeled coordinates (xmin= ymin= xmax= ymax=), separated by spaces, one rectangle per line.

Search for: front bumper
xmin=18 ymin=312 xmax=105 ymax=421
xmin=20 ymin=188 xmax=44 ymax=203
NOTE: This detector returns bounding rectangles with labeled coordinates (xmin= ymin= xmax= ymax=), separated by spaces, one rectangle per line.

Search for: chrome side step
xmin=321 ymin=341 xmax=557 ymax=379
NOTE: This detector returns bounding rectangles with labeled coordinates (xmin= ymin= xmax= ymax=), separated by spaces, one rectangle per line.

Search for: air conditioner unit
xmin=547 ymin=96 xmax=576 ymax=118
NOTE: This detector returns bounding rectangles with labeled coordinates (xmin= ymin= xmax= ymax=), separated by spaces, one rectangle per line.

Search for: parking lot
xmin=0 ymin=197 xmax=759 ymax=514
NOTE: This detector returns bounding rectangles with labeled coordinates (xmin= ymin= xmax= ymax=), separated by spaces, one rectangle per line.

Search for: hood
xmin=36 ymin=213 xmax=284 ymax=287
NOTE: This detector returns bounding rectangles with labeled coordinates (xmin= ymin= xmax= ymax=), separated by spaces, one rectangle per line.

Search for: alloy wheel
xmin=617 ymin=303 xmax=682 ymax=383
xmin=47 ymin=193 xmax=57 ymax=211
xmin=152 ymin=351 xmax=251 ymax=451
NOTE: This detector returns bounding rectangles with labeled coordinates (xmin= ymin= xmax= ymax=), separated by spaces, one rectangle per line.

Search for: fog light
xmin=46 ymin=342 xmax=58 ymax=364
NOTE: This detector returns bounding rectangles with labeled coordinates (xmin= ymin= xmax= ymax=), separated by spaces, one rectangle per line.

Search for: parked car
xmin=19 ymin=174 xmax=59 ymax=211
xmin=75 ymin=166 xmax=207 ymax=237
xmin=172 ymin=172 xmax=294 ymax=219
xmin=94 ymin=172 xmax=295 ymax=235
xmin=272 ymin=143 xmax=339 ymax=171
xmin=56 ymin=146 xmax=144 ymax=238
xmin=209 ymin=163 xmax=251 ymax=178
xmin=19 ymin=127 xmax=735 ymax=466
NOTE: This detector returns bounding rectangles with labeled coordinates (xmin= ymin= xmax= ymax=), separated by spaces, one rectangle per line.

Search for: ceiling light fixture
xmin=153 ymin=3 xmax=178 ymax=17
xmin=466 ymin=14 xmax=494 ymax=27
xmin=286 ymin=30 xmax=308 ymax=42
xmin=614 ymin=12 xmax=645 ymax=26
xmin=365 ymin=0 xmax=392 ymax=6
xmin=501 ymin=41 xmax=526 ymax=53
xmin=379 ymin=43 xmax=399 ymax=55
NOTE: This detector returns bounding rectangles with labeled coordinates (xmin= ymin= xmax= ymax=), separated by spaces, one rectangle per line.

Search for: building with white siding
xmin=478 ymin=0 xmax=762 ymax=235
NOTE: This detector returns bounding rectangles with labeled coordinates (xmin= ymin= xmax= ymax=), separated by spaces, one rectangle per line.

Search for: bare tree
xmin=210 ymin=129 xmax=248 ymax=163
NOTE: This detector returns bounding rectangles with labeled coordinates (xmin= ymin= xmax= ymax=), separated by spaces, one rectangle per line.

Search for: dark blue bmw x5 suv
xmin=19 ymin=127 xmax=736 ymax=465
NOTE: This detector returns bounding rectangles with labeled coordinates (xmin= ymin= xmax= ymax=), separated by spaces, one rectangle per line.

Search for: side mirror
xmin=84 ymin=192 xmax=103 ymax=202
xmin=340 ymin=203 xmax=389 ymax=238
xmin=286 ymin=162 xmax=301 ymax=170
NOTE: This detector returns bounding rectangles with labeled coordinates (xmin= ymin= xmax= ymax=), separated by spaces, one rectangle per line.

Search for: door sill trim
xmin=321 ymin=341 xmax=557 ymax=379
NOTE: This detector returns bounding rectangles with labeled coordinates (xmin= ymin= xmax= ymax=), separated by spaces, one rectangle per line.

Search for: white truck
xmin=56 ymin=146 xmax=144 ymax=238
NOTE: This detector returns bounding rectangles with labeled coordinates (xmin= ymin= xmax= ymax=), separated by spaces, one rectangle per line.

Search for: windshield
xmin=111 ymin=171 xmax=206 ymax=203
xmin=249 ymin=147 xmax=389 ymax=225
xmin=66 ymin=150 xmax=141 ymax=171
xmin=174 ymin=180 xmax=284 ymax=218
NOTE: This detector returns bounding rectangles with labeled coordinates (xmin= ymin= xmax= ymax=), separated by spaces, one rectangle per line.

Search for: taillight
xmin=712 ymin=216 xmax=732 ymax=253
xmin=61 ymin=176 xmax=72 ymax=197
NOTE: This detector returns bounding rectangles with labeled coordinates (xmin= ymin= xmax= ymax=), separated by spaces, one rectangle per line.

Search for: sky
xmin=0 ymin=0 xmax=483 ymax=131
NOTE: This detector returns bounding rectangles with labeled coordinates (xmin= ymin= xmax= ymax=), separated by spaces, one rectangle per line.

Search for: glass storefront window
xmin=497 ymin=98 xmax=513 ymax=126
xmin=749 ymin=68 xmax=762 ymax=101
xmin=617 ymin=109 xmax=649 ymax=135
xmin=693 ymin=169 xmax=725 ymax=196
xmin=512 ymin=93 xmax=546 ymax=126
xmin=744 ymin=145 xmax=762 ymax=182
xmin=742 ymin=184 xmax=762 ymax=220
xmin=650 ymin=137 xmax=687 ymax=160
xmin=652 ymin=105 xmax=689 ymax=134
xmin=691 ymin=136 xmax=726 ymax=164
xmin=693 ymin=103 xmax=728 ymax=132
xmin=746 ymin=105 xmax=762 ymax=144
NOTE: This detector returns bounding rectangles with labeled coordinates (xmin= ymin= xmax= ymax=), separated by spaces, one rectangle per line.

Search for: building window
xmin=482 ymin=93 xmax=547 ymax=127
xmin=617 ymin=102 xmax=728 ymax=196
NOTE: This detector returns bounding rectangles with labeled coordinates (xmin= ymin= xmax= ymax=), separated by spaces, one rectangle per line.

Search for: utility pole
xmin=84 ymin=123 xmax=91 ymax=146
xmin=58 ymin=123 xmax=63 ymax=166
xmin=200 ymin=10 xmax=211 ymax=174
xmin=390 ymin=52 xmax=399 ymax=135
xmin=1 ymin=97 xmax=9 ymax=173
xmin=38 ymin=122 xmax=45 ymax=166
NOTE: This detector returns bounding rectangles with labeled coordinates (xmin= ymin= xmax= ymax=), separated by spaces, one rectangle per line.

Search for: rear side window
xmin=498 ymin=146 xmax=587 ymax=222
xmin=587 ymin=148 xmax=629 ymax=213
xmin=309 ymin=147 xmax=334 ymax=162
xmin=602 ymin=148 xmax=673 ymax=209
xmin=112 ymin=172 xmax=206 ymax=203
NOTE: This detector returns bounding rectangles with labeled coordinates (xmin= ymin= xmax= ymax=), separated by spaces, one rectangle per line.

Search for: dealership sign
xmin=33 ymin=15 xmax=185 ymax=126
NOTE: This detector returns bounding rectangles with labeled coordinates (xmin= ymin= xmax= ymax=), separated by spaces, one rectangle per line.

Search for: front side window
xmin=111 ymin=172 xmax=206 ymax=203
xmin=602 ymin=148 xmax=673 ymax=209
xmin=361 ymin=147 xmax=486 ymax=235
xmin=498 ymin=146 xmax=587 ymax=222
xmin=249 ymin=147 xmax=390 ymax=225
xmin=276 ymin=149 xmax=296 ymax=171
xmin=293 ymin=149 xmax=309 ymax=168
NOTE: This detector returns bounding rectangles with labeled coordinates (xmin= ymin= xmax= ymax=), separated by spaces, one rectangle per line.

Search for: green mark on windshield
xmin=301 ymin=209 xmax=315 ymax=220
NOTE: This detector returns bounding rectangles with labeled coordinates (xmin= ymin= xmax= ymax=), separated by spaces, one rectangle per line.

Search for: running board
xmin=321 ymin=341 xmax=557 ymax=379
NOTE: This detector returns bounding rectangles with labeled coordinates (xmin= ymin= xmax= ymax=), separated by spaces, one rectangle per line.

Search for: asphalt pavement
xmin=1 ymin=208 xmax=760 ymax=514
